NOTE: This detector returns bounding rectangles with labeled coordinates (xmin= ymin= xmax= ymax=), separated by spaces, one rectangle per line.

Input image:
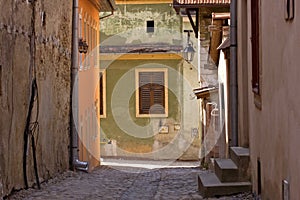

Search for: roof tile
xmin=174 ymin=0 xmax=230 ymax=5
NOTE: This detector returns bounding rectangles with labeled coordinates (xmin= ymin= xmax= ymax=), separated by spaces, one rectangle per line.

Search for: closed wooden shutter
xmin=139 ymin=72 xmax=165 ymax=115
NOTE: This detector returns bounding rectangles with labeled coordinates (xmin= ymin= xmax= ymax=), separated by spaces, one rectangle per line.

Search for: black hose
xmin=23 ymin=79 xmax=40 ymax=189
xmin=31 ymin=132 xmax=40 ymax=189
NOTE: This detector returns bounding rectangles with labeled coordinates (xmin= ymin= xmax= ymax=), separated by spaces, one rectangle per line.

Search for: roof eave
xmin=173 ymin=3 xmax=230 ymax=9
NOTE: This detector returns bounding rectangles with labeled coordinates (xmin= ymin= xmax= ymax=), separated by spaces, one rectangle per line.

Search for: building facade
xmin=237 ymin=0 xmax=300 ymax=199
xmin=77 ymin=0 xmax=108 ymax=172
xmin=0 ymin=0 xmax=72 ymax=197
xmin=173 ymin=0 xmax=230 ymax=163
xmin=100 ymin=1 xmax=202 ymax=160
xmin=0 ymin=0 xmax=115 ymax=197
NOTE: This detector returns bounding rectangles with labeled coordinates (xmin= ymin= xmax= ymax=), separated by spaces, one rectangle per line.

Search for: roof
xmin=91 ymin=0 xmax=116 ymax=12
xmin=174 ymin=0 xmax=230 ymax=5
xmin=115 ymin=0 xmax=172 ymax=4
xmin=217 ymin=37 xmax=230 ymax=50
xmin=173 ymin=0 xmax=230 ymax=8
xmin=193 ymin=86 xmax=218 ymax=99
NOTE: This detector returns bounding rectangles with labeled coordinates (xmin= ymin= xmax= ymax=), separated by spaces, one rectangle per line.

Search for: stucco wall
xmin=77 ymin=0 xmax=101 ymax=172
xmin=100 ymin=4 xmax=182 ymax=46
xmin=240 ymin=0 xmax=300 ymax=199
xmin=0 ymin=1 xmax=72 ymax=197
xmin=100 ymin=59 xmax=189 ymax=159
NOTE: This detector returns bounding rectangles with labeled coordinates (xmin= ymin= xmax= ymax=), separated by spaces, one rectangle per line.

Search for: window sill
xmin=136 ymin=113 xmax=168 ymax=118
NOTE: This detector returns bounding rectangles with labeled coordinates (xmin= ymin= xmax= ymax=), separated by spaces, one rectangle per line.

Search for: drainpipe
xmin=230 ymin=0 xmax=238 ymax=146
xmin=71 ymin=0 xmax=88 ymax=171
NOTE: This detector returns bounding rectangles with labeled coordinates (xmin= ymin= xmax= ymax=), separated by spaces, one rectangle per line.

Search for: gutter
xmin=71 ymin=0 xmax=89 ymax=172
xmin=230 ymin=0 xmax=238 ymax=146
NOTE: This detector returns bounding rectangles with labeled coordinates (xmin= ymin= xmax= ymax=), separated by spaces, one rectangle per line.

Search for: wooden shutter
xmin=139 ymin=72 xmax=165 ymax=115
xmin=251 ymin=0 xmax=260 ymax=94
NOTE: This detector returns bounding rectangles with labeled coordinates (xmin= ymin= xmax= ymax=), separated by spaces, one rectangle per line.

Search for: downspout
xmin=71 ymin=0 xmax=88 ymax=171
xmin=230 ymin=0 xmax=238 ymax=146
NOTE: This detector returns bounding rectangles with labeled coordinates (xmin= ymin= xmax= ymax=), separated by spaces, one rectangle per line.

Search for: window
xmin=87 ymin=22 xmax=90 ymax=68
xmin=251 ymin=0 xmax=260 ymax=95
xmin=94 ymin=28 xmax=98 ymax=67
xmin=84 ymin=18 xmax=87 ymax=70
xmin=147 ymin=20 xmax=154 ymax=33
xmin=135 ymin=68 xmax=168 ymax=117
xmin=100 ymin=70 xmax=106 ymax=118
xmin=0 ymin=65 xmax=2 ymax=96
xmin=79 ymin=13 xmax=83 ymax=70
xmin=89 ymin=23 xmax=93 ymax=67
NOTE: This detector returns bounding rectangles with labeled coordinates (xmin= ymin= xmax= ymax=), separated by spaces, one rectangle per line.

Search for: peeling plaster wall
xmin=0 ymin=0 xmax=72 ymax=197
xmin=100 ymin=4 xmax=182 ymax=46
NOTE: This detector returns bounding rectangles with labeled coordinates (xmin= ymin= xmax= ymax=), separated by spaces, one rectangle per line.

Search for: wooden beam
xmin=100 ymin=53 xmax=182 ymax=60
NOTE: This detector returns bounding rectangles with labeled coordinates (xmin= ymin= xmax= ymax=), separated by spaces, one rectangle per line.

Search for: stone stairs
xmin=198 ymin=147 xmax=252 ymax=197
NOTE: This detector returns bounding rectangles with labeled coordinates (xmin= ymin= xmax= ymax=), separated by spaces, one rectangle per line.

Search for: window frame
xmin=135 ymin=68 xmax=168 ymax=118
xmin=100 ymin=70 xmax=107 ymax=118
xmin=251 ymin=0 xmax=260 ymax=95
xmin=251 ymin=0 xmax=262 ymax=109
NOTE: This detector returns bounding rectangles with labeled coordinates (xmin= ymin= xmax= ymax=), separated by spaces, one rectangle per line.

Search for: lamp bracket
xmin=186 ymin=8 xmax=199 ymax=39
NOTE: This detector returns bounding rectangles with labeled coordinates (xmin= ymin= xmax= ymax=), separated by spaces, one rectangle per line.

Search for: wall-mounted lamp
xmin=183 ymin=30 xmax=196 ymax=63
xmin=78 ymin=38 xmax=88 ymax=54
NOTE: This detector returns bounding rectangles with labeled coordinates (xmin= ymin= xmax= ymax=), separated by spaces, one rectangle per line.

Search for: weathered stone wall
xmin=0 ymin=0 xmax=72 ymax=197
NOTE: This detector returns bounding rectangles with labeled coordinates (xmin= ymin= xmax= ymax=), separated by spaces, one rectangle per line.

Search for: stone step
xmin=198 ymin=173 xmax=252 ymax=198
xmin=230 ymin=147 xmax=250 ymax=181
xmin=230 ymin=147 xmax=249 ymax=167
xmin=214 ymin=159 xmax=239 ymax=182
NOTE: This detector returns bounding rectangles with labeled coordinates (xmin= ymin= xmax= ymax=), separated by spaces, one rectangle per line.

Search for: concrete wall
xmin=0 ymin=1 xmax=72 ymax=197
xmin=238 ymin=0 xmax=300 ymax=199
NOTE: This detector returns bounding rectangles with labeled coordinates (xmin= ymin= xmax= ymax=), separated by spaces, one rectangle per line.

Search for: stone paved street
xmin=6 ymin=160 xmax=254 ymax=200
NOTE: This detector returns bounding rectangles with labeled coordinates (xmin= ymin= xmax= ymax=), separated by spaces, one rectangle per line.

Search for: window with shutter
xmin=136 ymin=69 xmax=168 ymax=117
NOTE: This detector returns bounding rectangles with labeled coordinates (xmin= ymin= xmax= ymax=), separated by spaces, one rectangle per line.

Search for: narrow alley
xmin=2 ymin=0 xmax=300 ymax=199
xmin=7 ymin=160 xmax=254 ymax=200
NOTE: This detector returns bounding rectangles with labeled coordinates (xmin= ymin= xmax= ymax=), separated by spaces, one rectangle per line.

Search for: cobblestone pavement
xmin=7 ymin=161 xmax=255 ymax=200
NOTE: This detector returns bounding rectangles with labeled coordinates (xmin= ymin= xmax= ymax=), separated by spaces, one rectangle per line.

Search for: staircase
xmin=198 ymin=147 xmax=252 ymax=197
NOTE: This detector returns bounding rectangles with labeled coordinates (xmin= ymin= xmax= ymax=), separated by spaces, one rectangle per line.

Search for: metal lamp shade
xmin=183 ymin=43 xmax=195 ymax=63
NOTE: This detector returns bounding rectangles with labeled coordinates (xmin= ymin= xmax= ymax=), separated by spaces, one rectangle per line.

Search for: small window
xmin=147 ymin=20 xmax=154 ymax=33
